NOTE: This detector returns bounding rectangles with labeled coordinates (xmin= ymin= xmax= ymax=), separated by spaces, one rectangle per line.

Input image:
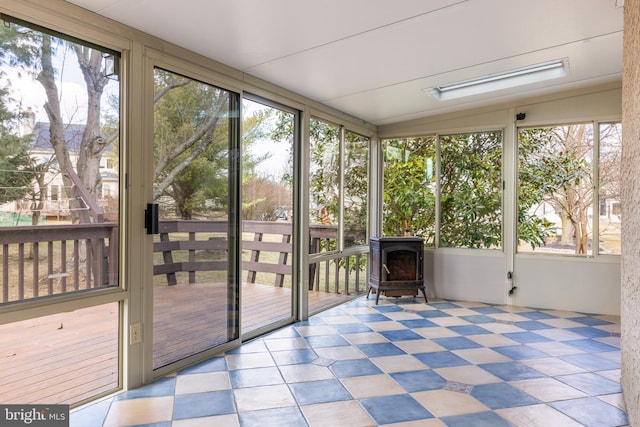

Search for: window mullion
xmin=593 ymin=120 xmax=601 ymax=258
xmin=338 ymin=126 xmax=345 ymax=252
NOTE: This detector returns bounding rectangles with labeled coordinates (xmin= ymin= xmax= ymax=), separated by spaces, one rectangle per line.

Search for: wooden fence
xmin=0 ymin=220 xmax=367 ymax=304
xmin=0 ymin=223 xmax=118 ymax=303
xmin=154 ymin=220 xmax=367 ymax=295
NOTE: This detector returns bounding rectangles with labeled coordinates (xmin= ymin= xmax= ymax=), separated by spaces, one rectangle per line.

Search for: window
xmin=343 ymin=130 xmax=369 ymax=248
xmin=598 ymin=123 xmax=622 ymax=254
xmin=0 ymin=15 xmax=121 ymax=300
xmin=440 ymin=131 xmax=503 ymax=249
xmin=0 ymin=15 xmax=121 ymax=405
xmin=309 ymin=119 xmax=339 ymax=243
xmin=383 ymin=136 xmax=437 ymax=245
xmin=518 ymin=123 xmax=600 ymax=255
xmin=307 ymin=119 xmax=369 ymax=310
xmin=308 ymin=119 xmax=369 ymax=251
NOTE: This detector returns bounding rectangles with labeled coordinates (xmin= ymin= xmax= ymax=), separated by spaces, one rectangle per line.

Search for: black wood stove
xmin=367 ymin=237 xmax=426 ymax=305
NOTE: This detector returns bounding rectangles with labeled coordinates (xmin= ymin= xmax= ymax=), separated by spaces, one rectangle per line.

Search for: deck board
xmin=0 ymin=283 xmax=357 ymax=405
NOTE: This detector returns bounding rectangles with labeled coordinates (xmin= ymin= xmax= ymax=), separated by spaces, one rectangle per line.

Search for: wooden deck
xmin=0 ymin=283 xmax=356 ymax=406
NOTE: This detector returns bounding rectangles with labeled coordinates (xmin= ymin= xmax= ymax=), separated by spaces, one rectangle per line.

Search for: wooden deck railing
xmin=0 ymin=220 xmax=367 ymax=304
xmin=154 ymin=220 xmax=368 ymax=295
xmin=0 ymin=223 xmax=118 ymax=303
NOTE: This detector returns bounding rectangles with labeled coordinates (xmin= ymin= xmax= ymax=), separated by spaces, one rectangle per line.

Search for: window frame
xmin=515 ymin=120 xmax=621 ymax=257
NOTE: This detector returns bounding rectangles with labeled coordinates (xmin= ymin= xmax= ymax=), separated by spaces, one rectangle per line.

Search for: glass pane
xmin=0 ymin=18 xmax=120 ymax=304
xmin=343 ymin=130 xmax=369 ymax=248
xmin=241 ymin=98 xmax=294 ymax=334
xmin=153 ymin=68 xmax=236 ymax=369
xmin=440 ymin=131 xmax=502 ymax=249
xmin=383 ymin=137 xmax=437 ymax=245
xmin=518 ymin=124 xmax=594 ymax=255
xmin=599 ymin=123 xmax=622 ymax=255
xmin=309 ymin=119 xmax=340 ymax=253
xmin=0 ymin=302 xmax=119 ymax=405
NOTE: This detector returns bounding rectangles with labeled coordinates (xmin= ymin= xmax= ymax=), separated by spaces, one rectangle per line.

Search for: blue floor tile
xmin=565 ymin=339 xmax=619 ymax=353
xmin=448 ymin=325 xmax=493 ymax=336
xmin=360 ymin=394 xmax=434 ymax=425
xmin=414 ymin=351 xmax=471 ymax=368
xmin=492 ymin=344 xmax=549 ymax=360
xmin=555 ymin=372 xmax=622 ymax=395
xmin=568 ymin=316 xmax=614 ymax=326
xmin=331 ymin=323 xmax=373 ymax=334
xmin=432 ymin=336 xmax=483 ymax=350
xmin=502 ymin=332 xmax=551 ymax=344
xmin=173 ymin=390 xmax=236 ymax=419
xmin=469 ymin=306 xmax=507 ymax=315
xmin=113 ymin=376 xmax=175 ymax=400
xmin=357 ymin=342 xmax=406 ymax=357
xmin=471 ymin=382 xmax=540 ymax=409
xmin=399 ymin=318 xmax=438 ymax=328
xmin=238 ymin=406 xmax=307 ymax=427
xmin=560 ymin=353 xmax=620 ymax=371
xmin=566 ymin=326 xmax=612 ymax=338
xmin=441 ymin=411 xmax=514 ymax=427
xmin=518 ymin=311 xmax=557 ymax=320
xmin=429 ymin=302 xmax=463 ymax=309
xmin=460 ymin=314 xmax=497 ymax=324
xmin=289 ymin=379 xmax=352 ymax=405
xmin=479 ymin=361 xmax=545 ymax=381
xmin=330 ymin=359 xmax=382 ymax=377
xmin=390 ymin=369 xmax=447 ymax=392
xmin=304 ymin=335 xmax=350 ymax=348
xmin=417 ymin=310 xmax=452 ymax=318
xmin=513 ymin=320 xmax=554 ymax=330
xmin=351 ymin=313 xmax=391 ymax=322
xmin=550 ymin=397 xmax=628 ymax=427
xmin=379 ymin=329 xmax=424 ymax=341
xmin=271 ymin=349 xmax=318 ymax=365
xmin=374 ymin=305 xmax=405 ymax=312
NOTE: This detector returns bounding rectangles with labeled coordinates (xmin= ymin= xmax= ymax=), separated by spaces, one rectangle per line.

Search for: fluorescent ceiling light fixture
xmin=425 ymin=59 xmax=567 ymax=101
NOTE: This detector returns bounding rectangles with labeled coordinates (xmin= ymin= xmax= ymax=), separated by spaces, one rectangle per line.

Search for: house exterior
xmin=0 ymin=121 xmax=118 ymax=223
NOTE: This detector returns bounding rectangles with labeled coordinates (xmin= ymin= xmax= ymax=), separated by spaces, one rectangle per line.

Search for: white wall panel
xmin=514 ymin=256 xmax=620 ymax=315
xmin=424 ymin=251 xmax=506 ymax=305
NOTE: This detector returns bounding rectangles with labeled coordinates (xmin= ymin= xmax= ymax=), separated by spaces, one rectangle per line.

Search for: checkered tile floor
xmin=71 ymin=297 xmax=628 ymax=426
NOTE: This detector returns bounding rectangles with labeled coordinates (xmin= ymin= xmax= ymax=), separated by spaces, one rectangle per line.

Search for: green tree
xmin=517 ymin=128 xmax=559 ymax=249
xmin=153 ymin=69 xmax=230 ymax=219
xmin=241 ymin=106 xmax=289 ymax=221
xmin=153 ymin=71 xmax=278 ymax=220
xmin=518 ymin=125 xmax=594 ymax=254
xmin=440 ymin=131 xmax=503 ymax=249
xmin=0 ymin=86 xmax=32 ymax=205
xmin=343 ymin=130 xmax=369 ymax=246
xmin=0 ymin=19 xmax=118 ymax=223
xmin=308 ymin=119 xmax=340 ymax=225
xmin=383 ymin=137 xmax=436 ymax=243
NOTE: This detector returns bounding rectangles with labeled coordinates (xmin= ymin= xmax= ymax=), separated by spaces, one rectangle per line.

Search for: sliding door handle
xmin=144 ymin=203 xmax=159 ymax=234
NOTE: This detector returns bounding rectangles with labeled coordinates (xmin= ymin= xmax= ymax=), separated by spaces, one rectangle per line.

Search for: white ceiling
xmin=65 ymin=0 xmax=624 ymax=126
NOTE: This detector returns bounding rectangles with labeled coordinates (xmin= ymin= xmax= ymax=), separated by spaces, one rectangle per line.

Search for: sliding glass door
xmin=152 ymin=67 xmax=239 ymax=369
xmin=240 ymin=96 xmax=295 ymax=335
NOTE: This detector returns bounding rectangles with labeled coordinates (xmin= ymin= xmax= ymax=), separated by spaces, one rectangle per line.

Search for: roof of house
xmin=30 ymin=122 xmax=114 ymax=153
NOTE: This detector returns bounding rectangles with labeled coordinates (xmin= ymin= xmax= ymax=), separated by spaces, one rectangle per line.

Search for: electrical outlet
xmin=130 ymin=323 xmax=142 ymax=345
